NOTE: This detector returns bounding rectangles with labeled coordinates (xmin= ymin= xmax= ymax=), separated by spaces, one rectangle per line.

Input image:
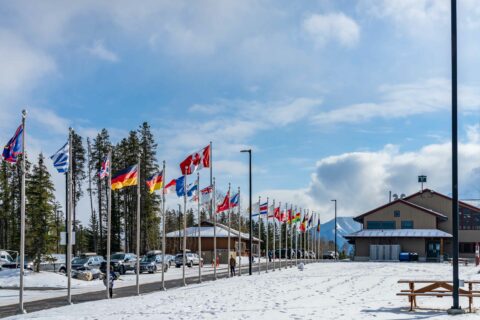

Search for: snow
xmin=4 ymin=262 xmax=480 ymax=319
xmin=0 ymin=268 xmax=99 ymax=289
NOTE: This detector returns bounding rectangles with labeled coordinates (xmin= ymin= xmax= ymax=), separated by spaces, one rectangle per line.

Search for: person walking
xmin=104 ymin=265 xmax=117 ymax=298
xmin=229 ymin=254 xmax=236 ymax=277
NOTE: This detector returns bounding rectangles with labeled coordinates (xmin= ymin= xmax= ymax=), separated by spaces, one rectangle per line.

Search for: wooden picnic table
xmin=397 ymin=279 xmax=480 ymax=312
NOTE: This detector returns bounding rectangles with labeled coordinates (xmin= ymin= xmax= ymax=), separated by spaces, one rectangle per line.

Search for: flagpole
xmin=182 ymin=166 xmax=187 ymax=287
xmin=136 ymin=156 xmax=141 ymax=295
xmin=265 ymin=197 xmax=269 ymax=273
xmin=18 ymin=110 xmax=27 ymax=314
xmin=227 ymin=183 xmax=231 ymax=278
xmin=303 ymin=209 xmax=306 ymax=265
xmin=66 ymin=127 xmax=73 ymax=304
xmin=161 ymin=161 xmax=166 ymax=290
xmin=272 ymin=199 xmax=276 ymax=272
xmin=238 ymin=187 xmax=241 ymax=276
xmin=106 ymin=149 xmax=112 ymax=299
xmin=284 ymin=203 xmax=288 ymax=270
xmin=278 ymin=202 xmax=281 ymax=271
xmin=318 ymin=214 xmax=321 ymax=262
xmin=197 ymin=172 xmax=201 ymax=283
xmin=296 ymin=207 xmax=299 ymax=267
xmin=290 ymin=204 xmax=293 ymax=268
xmin=213 ymin=177 xmax=217 ymax=280
xmin=258 ymin=196 xmax=261 ymax=275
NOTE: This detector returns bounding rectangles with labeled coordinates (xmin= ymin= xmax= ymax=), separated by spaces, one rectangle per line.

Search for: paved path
xmin=0 ymin=260 xmax=313 ymax=318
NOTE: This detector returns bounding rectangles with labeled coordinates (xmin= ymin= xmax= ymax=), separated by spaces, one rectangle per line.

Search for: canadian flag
xmin=180 ymin=144 xmax=210 ymax=175
xmin=216 ymin=192 xmax=230 ymax=213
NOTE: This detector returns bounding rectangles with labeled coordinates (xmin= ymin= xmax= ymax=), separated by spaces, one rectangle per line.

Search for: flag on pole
xmin=293 ymin=212 xmax=301 ymax=223
xmin=216 ymin=192 xmax=230 ymax=213
xmin=146 ymin=171 xmax=163 ymax=194
xmin=273 ymin=206 xmax=282 ymax=221
xmin=230 ymin=193 xmax=239 ymax=208
xmin=111 ymin=165 xmax=138 ymax=190
xmin=98 ymin=156 xmax=110 ymax=179
xmin=164 ymin=179 xmax=176 ymax=194
xmin=50 ymin=141 xmax=69 ymax=173
xmin=2 ymin=124 xmax=23 ymax=163
xmin=175 ymin=176 xmax=186 ymax=197
xmin=300 ymin=215 xmax=307 ymax=232
xmin=187 ymin=183 xmax=197 ymax=197
xmin=268 ymin=204 xmax=275 ymax=218
xmin=317 ymin=216 xmax=321 ymax=232
xmin=308 ymin=213 xmax=313 ymax=229
xmin=259 ymin=202 xmax=268 ymax=215
xmin=180 ymin=144 xmax=210 ymax=175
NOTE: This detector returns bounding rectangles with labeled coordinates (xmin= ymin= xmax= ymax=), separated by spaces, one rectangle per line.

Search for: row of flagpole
xmin=2 ymin=112 xmax=324 ymax=313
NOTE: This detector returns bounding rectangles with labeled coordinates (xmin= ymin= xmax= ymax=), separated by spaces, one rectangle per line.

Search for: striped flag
xmin=146 ymin=171 xmax=163 ymax=194
xmin=98 ymin=156 xmax=110 ymax=179
xmin=50 ymin=142 xmax=69 ymax=173
xmin=259 ymin=202 xmax=268 ymax=215
xmin=111 ymin=165 xmax=138 ymax=190
xmin=3 ymin=124 xmax=24 ymax=163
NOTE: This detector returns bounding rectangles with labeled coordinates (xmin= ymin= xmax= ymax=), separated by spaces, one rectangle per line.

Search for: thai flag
xmin=98 ymin=156 xmax=110 ymax=179
xmin=2 ymin=124 xmax=23 ymax=163
xmin=50 ymin=141 xmax=69 ymax=173
xmin=259 ymin=202 xmax=268 ymax=215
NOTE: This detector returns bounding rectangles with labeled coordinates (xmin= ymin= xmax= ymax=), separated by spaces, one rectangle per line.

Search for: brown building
xmin=345 ymin=189 xmax=480 ymax=261
xmin=165 ymin=221 xmax=261 ymax=264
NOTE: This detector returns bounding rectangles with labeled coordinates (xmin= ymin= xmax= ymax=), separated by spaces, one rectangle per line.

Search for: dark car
xmin=101 ymin=253 xmax=136 ymax=274
xmin=137 ymin=254 xmax=168 ymax=274
xmin=59 ymin=255 xmax=105 ymax=273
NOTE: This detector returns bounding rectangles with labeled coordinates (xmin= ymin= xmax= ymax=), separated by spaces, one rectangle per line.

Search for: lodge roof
xmin=165 ymin=221 xmax=262 ymax=242
xmin=344 ymin=228 xmax=452 ymax=239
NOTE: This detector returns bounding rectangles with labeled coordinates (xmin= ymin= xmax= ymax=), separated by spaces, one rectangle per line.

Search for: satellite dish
xmin=400 ymin=194 xmax=406 ymax=199
xmin=393 ymin=194 xmax=399 ymax=200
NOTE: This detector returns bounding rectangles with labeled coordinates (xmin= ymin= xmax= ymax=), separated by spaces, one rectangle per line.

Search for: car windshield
xmin=141 ymin=255 xmax=156 ymax=262
xmin=175 ymin=254 xmax=183 ymax=258
xmin=72 ymin=258 xmax=88 ymax=264
xmin=111 ymin=254 xmax=125 ymax=260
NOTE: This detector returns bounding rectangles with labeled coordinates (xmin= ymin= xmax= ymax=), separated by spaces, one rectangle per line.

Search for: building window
xmin=459 ymin=207 xmax=480 ymax=230
xmin=401 ymin=220 xmax=414 ymax=229
xmin=459 ymin=243 xmax=476 ymax=254
xmin=394 ymin=210 xmax=400 ymax=217
xmin=366 ymin=221 xmax=396 ymax=229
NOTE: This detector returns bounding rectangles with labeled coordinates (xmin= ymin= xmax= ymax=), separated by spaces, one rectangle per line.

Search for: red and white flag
xmin=180 ymin=144 xmax=210 ymax=175
xmin=216 ymin=191 xmax=230 ymax=213
xmin=164 ymin=179 xmax=176 ymax=194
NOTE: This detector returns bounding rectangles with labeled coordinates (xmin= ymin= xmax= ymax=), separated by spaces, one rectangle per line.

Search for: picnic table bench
xmin=397 ymin=279 xmax=480 ymax=312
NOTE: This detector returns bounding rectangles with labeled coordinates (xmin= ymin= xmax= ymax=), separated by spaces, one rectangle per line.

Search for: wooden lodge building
xmin=165 ymin=221 xmax=261 ymax=264
xmin=345 ymin=189 xmax=480 ymax=262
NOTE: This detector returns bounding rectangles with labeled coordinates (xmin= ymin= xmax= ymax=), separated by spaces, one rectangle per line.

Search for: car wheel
xmin=187 ymin=261 xmax=192 ymax=268
xmin=59 ymin=267 xmax=66 ymax=274
xmin=164 ymin=264 xmax=168 ymax=272
xmin=176 ymin=264 xmax=180 ymax=268
xmin=120 ymin=265 xmax=126 ymax=275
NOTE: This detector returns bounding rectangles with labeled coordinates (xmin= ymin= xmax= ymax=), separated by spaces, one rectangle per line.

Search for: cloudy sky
xmin=1 ymin=0 xmax=480 ymax=222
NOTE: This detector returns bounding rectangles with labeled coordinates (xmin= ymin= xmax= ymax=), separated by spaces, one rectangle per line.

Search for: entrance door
xmin=426 ymin=240 xmax=441 ymax=261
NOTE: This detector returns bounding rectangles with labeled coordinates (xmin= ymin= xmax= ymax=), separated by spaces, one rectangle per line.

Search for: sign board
xmin=60 ymin=232 xmax=76 ymax=245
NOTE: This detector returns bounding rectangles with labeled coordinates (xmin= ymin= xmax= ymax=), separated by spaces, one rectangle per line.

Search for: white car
xmin=0 ymin=250 xmax=15 ymax=266
xmin=175 ymin=253 xmax=202 ymax=268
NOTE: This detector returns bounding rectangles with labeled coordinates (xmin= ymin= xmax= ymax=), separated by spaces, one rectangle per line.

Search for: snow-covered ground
xmin=3 ymin=262 xmax=480 ymax=319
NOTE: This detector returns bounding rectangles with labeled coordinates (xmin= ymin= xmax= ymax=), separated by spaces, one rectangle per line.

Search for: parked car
xmin=164 ymin=254 xmax=175 ymax=267
xmin=175 ymin=252 xmax=202 ymax=268
xmin=101 ymin=253 xmax=137 ymax=275
xmin=137 ymin=253 xmax=168 ymax=274
xmin=307 ymin=251 xmax=316 ymax=259
xmin=322 ymin=251 xmax=338 ymax=260
xmin=0 ymin=250 xmax=15 ymax=266
xmin=59 ymin=255 xmax=105 ymax=273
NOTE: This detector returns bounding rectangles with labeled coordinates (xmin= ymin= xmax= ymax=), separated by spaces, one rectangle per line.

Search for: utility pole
xmin=241 ymin=149 xmax=252 ymax=275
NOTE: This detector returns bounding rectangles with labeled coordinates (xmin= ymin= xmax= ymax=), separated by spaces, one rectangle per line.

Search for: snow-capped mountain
xmin=318 ymin=217 xmax=362 ymax=251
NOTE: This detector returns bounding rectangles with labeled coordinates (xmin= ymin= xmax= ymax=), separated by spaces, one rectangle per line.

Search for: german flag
xmin=111 ymin=165 xmax=138 ymax=190
xmin=146 ymin=172 xmax=163 ymax=194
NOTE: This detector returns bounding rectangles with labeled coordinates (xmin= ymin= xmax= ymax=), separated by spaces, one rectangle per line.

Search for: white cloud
xmin=87 ymin=40 xmax=119 ymax=62
xmin=312 ymin=78 xmax=480 ymax=125
xmin=262 ymin=126 xmax=480 ymax=221
xmin=302 ymin=13 xmax=360 ymax=48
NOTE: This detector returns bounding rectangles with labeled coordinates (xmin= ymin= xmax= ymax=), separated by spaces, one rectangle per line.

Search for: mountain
xmin=318 ymin=217 xmax=362 ymax=252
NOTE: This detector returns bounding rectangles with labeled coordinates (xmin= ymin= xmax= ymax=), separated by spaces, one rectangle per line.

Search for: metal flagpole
xmin=136 ymin=157 xmax=141 ymax=295
xmin=303 ymin=209 xmax=307 ymax=264
xmin=272 ymin=199 xmax=275 ymax=272
xmin=290 ymin=204 xmax=293 ymax=268
xmin=67 ymin=127 xmax=73 ymax=304
xmin=161 ymin=161 xmax=166 ymax=290
xmin=197 ymin=172 xmax=201 ymax=283
xmin=182 ymin=167 xmax=187 ymax=286
xmin=318 ymin=213 xmax=321 ymax=262
xmin=278 ymin=201 xmax=281 ymax=271
xmin=296 ymin=207 xmax=299 ymax=267
xmin=106 ymin=149 xmax=112 ymax=299
xmin=238 ymin=187 xmax=241 ymax=276
xmin=284 ymin=203 xmax=288 ymax=270
xmin=257 ymin=196 xmax=261 ymax=275
xmin=213 ymin=177 xmax=217 ymax=279
xmin=227 ymin=183 xmax=231 ymax=278
xmin=18 ymin=110 xmax=27 ymax=314
xmin=307 ymin=209 xmax=310 ymax=264
xmin=265 ymin=197 xmax=269 ymax=273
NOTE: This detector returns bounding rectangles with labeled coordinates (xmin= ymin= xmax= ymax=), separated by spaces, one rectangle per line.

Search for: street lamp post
xmin=241 ymin=149 xmax=252 ymax=275
xmin=331 ymin=200 xmax=337 ymax=260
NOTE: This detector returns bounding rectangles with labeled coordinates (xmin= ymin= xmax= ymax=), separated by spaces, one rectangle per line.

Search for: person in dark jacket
xmin=103 ymin=265 xmax=117 ymax=298
xmin=229 ymin=255 xmax=236 ymax=276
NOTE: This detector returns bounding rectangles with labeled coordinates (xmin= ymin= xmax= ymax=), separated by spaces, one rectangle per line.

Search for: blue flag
xmin=175 ymin=176 xmax=186 ymax=197
xmin=50 ymin=141 xmax=69 ymax=173
xmin=2 ymin=124 xmax=23 ymax=163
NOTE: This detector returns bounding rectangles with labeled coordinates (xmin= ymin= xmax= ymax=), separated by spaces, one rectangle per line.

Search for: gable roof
xmin=344 ymin=229 xmax=452 ymax=239
xmin=404 ymin=188 xmax=480 ymax=212
xmin=166 ymin=221 xmax=262 ymax=242
xmin=353 ymin=198 xmax=448 ymax=223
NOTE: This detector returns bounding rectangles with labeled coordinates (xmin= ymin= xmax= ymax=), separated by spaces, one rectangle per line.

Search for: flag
xmin=111 ymin=165 xmax=138 ymax=190
xmin=180 ymin=144 xmax=210 ymax=175
xmin=230 ymin=193 xmax=239 ymax=208
xmin=268 ymin=204 xmax=275 ymax=218
xmin=98 ymin=156 xmax=110 ymax=179
xmin=293 ymin=212 xmax=301 ymax=223
xmin=287 ymin=209 xmax=293 ymax=224
xmin=216 ymin=192 xmax=230 ymax=213
xmin=164 ymin=179 xmax=176 ymax=194
xmin=200 ymin=186 xmax=213 ymax=203
xmin=259 ymin=202 xmax=268 ymax=215
xmin=317 ymin=217 xmax=321 ymax=232
xmin=300 ymin=215 xmax=307 ymax=232
xmin=308 ymin=214 xmax=313 ymax=228
xmin=146 ymin=171 xmax=163 ymax=194
xmin=175 ymin=176 xmax=186 ymax=197
xmin=2 ymin=124 xmax=23 ymax=163
xmin=187 ymin=183 xmax=198 ymax=197
xmin=273 ymin=206 xmax=282 ymax=221
xmin=50 ymin=141 xmax=69 ymax=173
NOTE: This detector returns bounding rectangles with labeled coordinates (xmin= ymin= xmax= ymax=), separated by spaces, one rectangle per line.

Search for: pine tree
xmin=71 ymin=130 xmax=86 ymax=252
xmin=26 ymin=153 xmax=56 ymax=271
